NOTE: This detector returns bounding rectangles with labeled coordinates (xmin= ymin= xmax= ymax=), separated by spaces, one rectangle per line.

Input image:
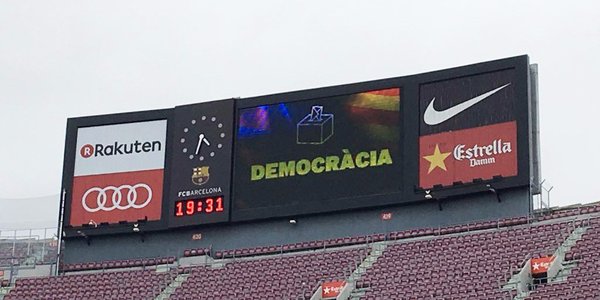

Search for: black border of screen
xmin=59 ymin=55 xmax=532 ymax=234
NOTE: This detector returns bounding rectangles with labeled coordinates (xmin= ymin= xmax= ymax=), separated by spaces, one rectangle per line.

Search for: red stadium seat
xmin=6 ymin=209 xmax=600 ymax=300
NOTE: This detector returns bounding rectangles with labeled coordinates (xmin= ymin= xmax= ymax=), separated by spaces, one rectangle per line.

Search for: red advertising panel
xmin=70 ymin=169 xmax=163 ymax=225
xmin=531 ymin=256 xmax=554 ymax=275
xmin=322 ymin=280 xmax=345 ymax=298
xmin=69 ymin=120 xmax=167 ymax=226
xmin=419 ymin=121 xmax=517 ymax=189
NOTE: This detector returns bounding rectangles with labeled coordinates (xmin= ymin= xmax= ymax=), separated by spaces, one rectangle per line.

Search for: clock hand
xmin=195 ymin=133 xmax=204 ymax=155
xmin=196 ymin=133 xmax=212 ymax=155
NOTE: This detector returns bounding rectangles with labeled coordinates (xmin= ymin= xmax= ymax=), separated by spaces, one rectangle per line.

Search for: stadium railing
xmin=0 ymin=227 xmax=58 ymax=268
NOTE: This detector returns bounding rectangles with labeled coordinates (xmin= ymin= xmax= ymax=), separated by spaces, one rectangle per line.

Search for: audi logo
xmin=81 ymin=183 xmax=153 ymax=213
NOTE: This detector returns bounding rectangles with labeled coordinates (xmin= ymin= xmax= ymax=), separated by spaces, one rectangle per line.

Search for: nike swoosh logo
xmin=423 ymin=83 xmax=511 ymax=125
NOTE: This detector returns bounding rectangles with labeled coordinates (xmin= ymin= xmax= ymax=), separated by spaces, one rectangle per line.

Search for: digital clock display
xmin=174 ymin=196 xmax=225 ymax=217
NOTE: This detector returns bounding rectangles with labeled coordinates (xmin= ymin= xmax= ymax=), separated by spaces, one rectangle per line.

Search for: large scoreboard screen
xmin=61 ymin=55 xmax=535 ymax=235
xmin=232 ymin=88 xmax=403 ymax=221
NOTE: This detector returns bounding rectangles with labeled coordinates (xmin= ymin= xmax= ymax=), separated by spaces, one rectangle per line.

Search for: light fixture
xmin=425 ymin=190 xmax=433 ymax=200
xmin=487 ymin=184 xmax=501 ymax=202
xmin=289 ymin=219 xmax=297 ymax=224
xmin=77 ymin=230 xmax=90 ymax=245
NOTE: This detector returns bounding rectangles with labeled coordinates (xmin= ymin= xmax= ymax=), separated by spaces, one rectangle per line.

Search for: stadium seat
xmin=5 ymin=206 xmax=600 ymax=299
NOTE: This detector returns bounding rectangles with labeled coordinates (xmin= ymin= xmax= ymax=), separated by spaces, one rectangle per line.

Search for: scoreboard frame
xmin=60 ymin=55 xmax=535 ymax=237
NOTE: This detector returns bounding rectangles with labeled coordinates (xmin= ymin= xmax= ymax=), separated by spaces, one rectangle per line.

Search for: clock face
xmin=179 ymin=115 xmax=228 ymax=162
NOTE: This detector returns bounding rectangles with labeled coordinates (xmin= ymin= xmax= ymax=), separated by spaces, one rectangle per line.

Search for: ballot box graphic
xmin=297 ymin=106 xmax=334 ymax=144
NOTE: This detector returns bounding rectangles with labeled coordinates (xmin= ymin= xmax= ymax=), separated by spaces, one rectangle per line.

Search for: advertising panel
xmin=322 ymin=280 xmax=346 ymax=298
xmin=531 ymin=256 xmax=554 ymax=275
xmin=419 ymin=121 xmax=517 ymax=189
xmin=418 ymin=69 xmax=519 ymax=189
xmin=233 ymin=88 xmax=402 ymax=220
xmin=419 ymin=69 xmax=516 ymax=134
xmin=69 ymin=120 xmax=167 ymax=226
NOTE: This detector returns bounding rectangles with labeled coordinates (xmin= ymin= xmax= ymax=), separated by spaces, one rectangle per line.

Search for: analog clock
xmin=178 ymin=115 xmax=227 ymax=162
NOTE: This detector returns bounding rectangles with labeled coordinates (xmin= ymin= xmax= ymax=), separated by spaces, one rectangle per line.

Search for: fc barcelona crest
xmin=192 ymin=166 xmax=210 ymax=186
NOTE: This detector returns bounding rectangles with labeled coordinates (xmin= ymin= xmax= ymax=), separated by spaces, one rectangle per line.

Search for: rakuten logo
xmin=80 ymin=140 xmax=162 ymax=159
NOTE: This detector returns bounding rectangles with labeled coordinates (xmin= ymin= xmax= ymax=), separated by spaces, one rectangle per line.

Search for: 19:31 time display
xmin=174 ymin=196 xmax=225 ymax=217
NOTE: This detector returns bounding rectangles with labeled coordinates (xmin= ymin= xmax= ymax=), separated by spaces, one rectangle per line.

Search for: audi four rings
xmin=81 ymin=183 xmax=153 ymax=213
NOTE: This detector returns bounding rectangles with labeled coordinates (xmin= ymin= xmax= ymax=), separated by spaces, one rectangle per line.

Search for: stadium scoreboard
xmin=60 ymin=55 xmax=537 ymax=235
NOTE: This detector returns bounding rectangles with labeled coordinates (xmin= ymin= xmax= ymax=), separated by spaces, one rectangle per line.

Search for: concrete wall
xmin=13 ymin=265 xmax=53 ymax=278
xmin=62 ymin=187 xmax=530 ymax=264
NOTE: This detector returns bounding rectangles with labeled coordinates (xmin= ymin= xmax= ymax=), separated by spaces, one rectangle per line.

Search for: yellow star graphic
xmin=423 ymin=144 xmax=451 ymax=174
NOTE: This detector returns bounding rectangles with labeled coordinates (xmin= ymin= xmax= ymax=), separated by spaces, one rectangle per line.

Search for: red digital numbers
xmin=206 ymin=198 xmax=214 ymax=213
xmin=174 ymin=196 xmax=224 ymax=217
xmin=186 ymin=201 xmax=194 ymax=215
xmin=175 ymin=202 xmax=184 ymax=217
xmin=216 ymin=197 xmax=224 ymax=212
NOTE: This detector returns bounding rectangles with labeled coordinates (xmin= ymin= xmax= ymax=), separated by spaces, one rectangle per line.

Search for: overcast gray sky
xmin=1 ymin=1 xmax=599 ymax=229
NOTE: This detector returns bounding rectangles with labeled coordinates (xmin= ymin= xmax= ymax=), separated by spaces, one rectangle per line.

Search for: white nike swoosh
xmin=423 ymin=83 xmax=511 ymax=126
